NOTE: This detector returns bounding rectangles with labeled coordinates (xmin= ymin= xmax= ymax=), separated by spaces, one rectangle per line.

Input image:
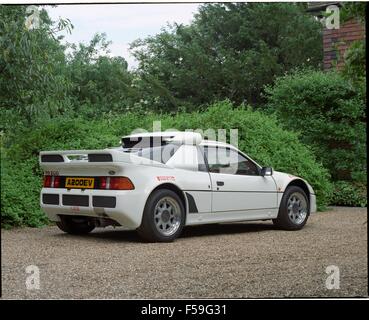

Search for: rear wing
xmin=39 ymin=148 xmax=168 ymax=170
xmin=121 ymin=131 xmax=202 ymax=148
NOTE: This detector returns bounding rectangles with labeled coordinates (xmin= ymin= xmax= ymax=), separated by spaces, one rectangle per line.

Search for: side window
xmin=197 ymin=147 xmax=208 ymax=172
xmin=204 ymin=147 xmax=259 ymax=176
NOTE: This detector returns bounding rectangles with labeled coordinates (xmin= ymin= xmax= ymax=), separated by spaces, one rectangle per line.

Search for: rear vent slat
xmin=42 ymin=194 xmax=59 ymax=205
xmin=93 ymin=196 xmax=116 ymax=208
xmin=62 ymin=195 xmax=89 ymax=207
xmin=41 ymin=155 xmax=64 ymax=162
xmin=88 ymin=154 xmax=113 ymax=162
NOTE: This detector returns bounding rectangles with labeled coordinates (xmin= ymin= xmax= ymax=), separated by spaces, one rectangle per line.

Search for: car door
xmin=166 ymin=144 xmax=212 ymax=214
xmin=203 ymin=146 xmax=278 ymax=213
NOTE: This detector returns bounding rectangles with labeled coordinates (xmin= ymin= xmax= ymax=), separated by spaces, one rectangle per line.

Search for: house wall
xmin=323 ymin=18 xmax=365 ymax=70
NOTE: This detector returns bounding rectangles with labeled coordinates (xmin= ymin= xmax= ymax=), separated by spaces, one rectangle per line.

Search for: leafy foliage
xmin=340 ymin=2 xmax=366 ymax=23
xmin=0 ymin=7 xmax=137 ymax=130
xmin=340 ymin=3 xmax=366 ymax=91
xmin=265 ymin=69 xmax=366 ymax=183
xmin=66 ymin=33 xmax=137 ymax=115
xmin=2 ymin=101 xmax=333 ymax=227
xmin=1 ymin=157 xmax=48 ymax=228
xmin=331 ymin=181 xmax=367 ymax=207
xmin=0 ymin=5 xmax=73 ymax=128
xmin=342 ymin=39 xmax=366 ymax=99
xmin=131 ymin=3 xmax=323 ymax=110
xmin=0 ymin=4 xmax=366 ymax=228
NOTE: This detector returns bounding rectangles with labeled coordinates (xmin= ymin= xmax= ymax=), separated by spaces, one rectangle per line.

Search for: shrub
xmin=2 ymin=101 xmax=332 ymax=227
xmin=265 ymin=69 xmax=366 ymax=184
xmin=331 ymin=181 xmax=367 ymax=207
xmin=343 ymin=40 xmax=366 ymax=83
xmin=1 ymin=158 xmax=48 ymax=228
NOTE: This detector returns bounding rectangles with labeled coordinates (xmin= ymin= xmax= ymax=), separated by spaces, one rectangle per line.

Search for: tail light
xmin=100 ymin=177 xmax=107 ymax=189
xmin=99 ymin=177 xmax=134 ymax=190
xmin=43 ymin=175 xmax=52 ymax=187
xmin=43 ymin=175 xmax=61 ymax=188
xmin=109 ymin=177 xmax=135 ymax=190
xmin=53 ymin=176 xmax=61 ymax=188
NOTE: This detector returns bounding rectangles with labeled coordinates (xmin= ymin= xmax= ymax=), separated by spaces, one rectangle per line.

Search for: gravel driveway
xmin=1 ymin=207 xmax=367 ymax=299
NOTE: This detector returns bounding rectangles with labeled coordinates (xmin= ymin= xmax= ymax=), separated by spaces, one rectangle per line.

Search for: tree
xmin=0 ymin=5 xmax=73 ymax=128
xmin=131 ymin=3 xmax=323 ymax=111
xmin=66 ymin=33 xmax=135 ymax=114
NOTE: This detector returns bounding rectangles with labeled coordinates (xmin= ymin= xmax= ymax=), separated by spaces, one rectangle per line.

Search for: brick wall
xmin=323 ymin=18 xmax=365 ymax=70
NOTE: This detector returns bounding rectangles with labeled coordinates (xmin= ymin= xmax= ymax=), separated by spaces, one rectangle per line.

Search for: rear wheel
xmin=138 ymin=189 xmax=185 ymax=242
xmin=273 ymin=186 xmax=309 ymax=230
xmin=56 ymin=215 xmax=95 ymax=235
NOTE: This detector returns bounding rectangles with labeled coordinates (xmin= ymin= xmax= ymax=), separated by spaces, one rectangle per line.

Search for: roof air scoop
xmin=164 ymin=132 xmax=202 ymax=145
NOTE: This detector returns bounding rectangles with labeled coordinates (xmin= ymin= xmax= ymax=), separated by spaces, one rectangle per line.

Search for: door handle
xmin=216 ymin=181 xmax=224 ymax=186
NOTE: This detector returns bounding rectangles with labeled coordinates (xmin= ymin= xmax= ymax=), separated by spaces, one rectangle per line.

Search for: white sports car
xmin=40 ymin=131 xmax=316 ymax=242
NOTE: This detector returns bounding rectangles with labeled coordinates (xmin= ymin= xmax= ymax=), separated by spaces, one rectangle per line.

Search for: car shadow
xmin=52 ymin=221 xmax=275 ymax=243
xmin=53 ymin=228 xmax=142 ymax=243
xmin=181 ymin=222 xmax=275 ymax=239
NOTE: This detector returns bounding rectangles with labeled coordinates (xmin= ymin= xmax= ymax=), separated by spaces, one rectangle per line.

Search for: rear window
xmin=123 ymin=144 xmax=179 ymax=164
xmin=121 ymin=136 xmax=174 ymax=149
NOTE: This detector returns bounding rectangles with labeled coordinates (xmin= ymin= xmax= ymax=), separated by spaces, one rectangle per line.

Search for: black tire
xmin=56 ymin=215 xmax=95 ymax=235
xmin=273 ymin=186 xmax=310 ymax=230
xmin=137 ymin=189 xmax=186 ymax=242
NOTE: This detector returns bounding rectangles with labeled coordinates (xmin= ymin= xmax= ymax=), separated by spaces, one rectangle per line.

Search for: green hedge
xmin=265 ymin=69 xmax=366 ymax=183
xmin=331 ymin=181 xmax=367 ymax=207
xmin=1 ymin=101 xmax=332 ymax=227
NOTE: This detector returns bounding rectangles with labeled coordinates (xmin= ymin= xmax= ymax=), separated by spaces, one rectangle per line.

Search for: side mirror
xmin=261 ymin=166 xmax=273 ymax=176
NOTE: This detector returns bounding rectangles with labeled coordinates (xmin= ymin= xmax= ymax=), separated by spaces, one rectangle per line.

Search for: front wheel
xmin=56 ymin=215 xmax=95 ymax=235
xmin=137 ymin=189 xmax=185 ymax=242
xmin=273 ymin=186 xmax=310 ymax=230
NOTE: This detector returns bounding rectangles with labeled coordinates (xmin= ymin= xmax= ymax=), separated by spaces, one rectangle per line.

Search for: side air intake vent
xmin=41 ymin=155 xmax=64 ymax=162
xmin=88 ymin=154 xmax=113 ymax=162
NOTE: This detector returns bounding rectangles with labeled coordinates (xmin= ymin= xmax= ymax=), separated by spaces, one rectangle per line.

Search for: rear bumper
xmin=40 ymin=188 xmax=146 ymax=229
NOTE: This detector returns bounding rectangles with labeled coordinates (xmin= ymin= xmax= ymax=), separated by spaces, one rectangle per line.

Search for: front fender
xmin=272 ymin=171 xmax=316 ymax=213
xmin=272 ymin=171 xmax=314 ymax=193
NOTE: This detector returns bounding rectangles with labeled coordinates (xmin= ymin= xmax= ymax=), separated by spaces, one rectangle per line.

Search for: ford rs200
xmin=40 ymin=131 xmax=316 ymax=242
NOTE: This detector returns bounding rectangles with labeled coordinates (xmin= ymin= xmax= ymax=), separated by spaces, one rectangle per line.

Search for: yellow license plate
xmin=65 ymin=177 xmax=95 ymax=189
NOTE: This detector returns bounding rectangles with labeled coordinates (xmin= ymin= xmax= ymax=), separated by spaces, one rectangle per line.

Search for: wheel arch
xmin=147 ymin=183 xmax=187 ymax=216
xmin=285 ymin=179 xmax=310 ymax=204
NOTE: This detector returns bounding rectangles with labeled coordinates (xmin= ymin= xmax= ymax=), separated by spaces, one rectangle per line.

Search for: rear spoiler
xmin=39 ymin=149 xmax=168 ymax=169
xmin=122 ymin=131 xmax=202 ymax=148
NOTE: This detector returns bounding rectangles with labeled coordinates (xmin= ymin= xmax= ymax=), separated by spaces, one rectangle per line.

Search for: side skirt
xmin=185 ymin=208 xmax=279 ymax=226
